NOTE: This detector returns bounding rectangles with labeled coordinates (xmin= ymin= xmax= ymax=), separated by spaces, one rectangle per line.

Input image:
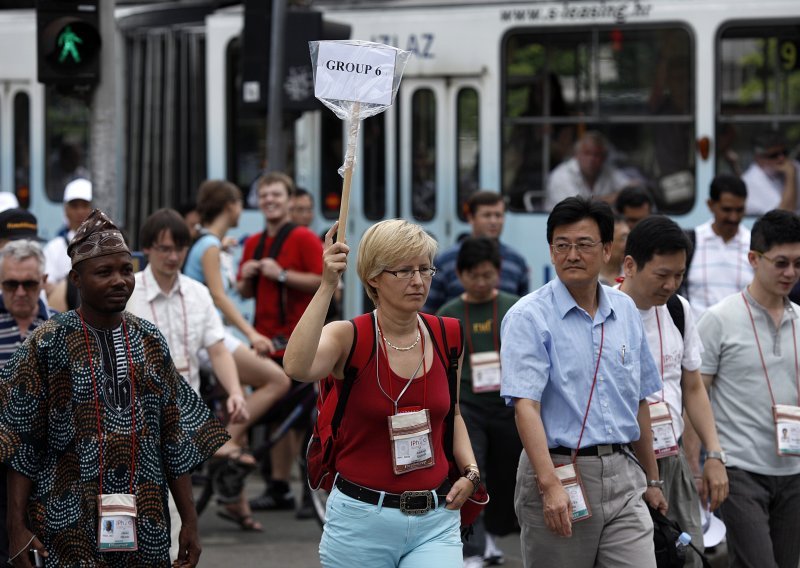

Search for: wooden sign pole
xmin=337 ymin=102 xmax=361 ymax=243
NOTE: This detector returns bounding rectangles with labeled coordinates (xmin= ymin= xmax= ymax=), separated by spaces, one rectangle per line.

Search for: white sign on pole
xmin=314 ymin=42 xmax=396 ymax=105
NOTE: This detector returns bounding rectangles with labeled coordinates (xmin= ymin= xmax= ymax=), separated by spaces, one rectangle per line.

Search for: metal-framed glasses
xmin=551 ymin=241 xmax=603 ymax=255
xmin=382 ymin=267 xmax=437 ymax=279
xmin=756 ymin=252 xmax=800 ymax=271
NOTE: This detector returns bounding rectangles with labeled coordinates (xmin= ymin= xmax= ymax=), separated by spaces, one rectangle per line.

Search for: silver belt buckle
xmin=597 ymin=444 xmax=614 ymax=456
xmin=399 ymin=490 xmax=433 ymax=515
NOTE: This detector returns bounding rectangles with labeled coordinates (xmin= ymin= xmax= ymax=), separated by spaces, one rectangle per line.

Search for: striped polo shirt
xmin=0 ymin=295 xmax=57 ymax=368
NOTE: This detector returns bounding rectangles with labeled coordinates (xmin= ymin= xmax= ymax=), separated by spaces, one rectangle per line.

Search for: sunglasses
xmin=1 ymin=279 xmax=41 ymax=292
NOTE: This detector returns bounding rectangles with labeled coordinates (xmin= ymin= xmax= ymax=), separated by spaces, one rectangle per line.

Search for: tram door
xmin=0 ymin=82 xmax=33 ymax=209
xmin=340 ymin=77 xmax=482 ymax=317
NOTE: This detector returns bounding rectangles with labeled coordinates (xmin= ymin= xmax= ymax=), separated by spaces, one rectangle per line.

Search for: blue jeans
xmin=319 ymin=485 xmax=462 ymax=567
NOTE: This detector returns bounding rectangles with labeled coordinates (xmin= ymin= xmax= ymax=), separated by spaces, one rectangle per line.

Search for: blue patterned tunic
xmin=0 ymin=311 xmax=229 ymax=566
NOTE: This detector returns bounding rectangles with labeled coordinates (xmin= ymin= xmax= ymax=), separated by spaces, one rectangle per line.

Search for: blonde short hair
xmin=357 ymin=219 xmax=438 ymax=306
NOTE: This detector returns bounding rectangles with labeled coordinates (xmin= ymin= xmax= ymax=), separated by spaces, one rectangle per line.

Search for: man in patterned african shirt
xmin=0 ymin=210 xmax=229 ymax=567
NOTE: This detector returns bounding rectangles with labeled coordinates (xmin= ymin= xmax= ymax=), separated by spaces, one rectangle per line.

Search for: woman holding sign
xmin=284 ymin=219 xmax=479 ymax=567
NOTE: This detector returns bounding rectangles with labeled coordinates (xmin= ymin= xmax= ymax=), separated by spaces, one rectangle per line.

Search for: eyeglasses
xmin=756 ymin=252 xmax=800 ymax=271
xmin=382 ymin=267 xmax=437 ymax=279
xmin=761 ymin=149 xmax=787 ymax=160
xmin=551 ymin=241 xmax=603 ymax=255
xmin=151 ymin=244 xmax=188 ymax=255
xmin=1 ymin=279 xmax=41 ymax=292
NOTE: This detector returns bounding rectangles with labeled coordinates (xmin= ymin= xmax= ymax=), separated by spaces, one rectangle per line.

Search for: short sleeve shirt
xmin=500 ymin=278 xmax=661 ymax=448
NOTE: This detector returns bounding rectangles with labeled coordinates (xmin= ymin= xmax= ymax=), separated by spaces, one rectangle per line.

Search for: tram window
xmin=502 ymin=27 xmax=694 ymax=215
xmin=456 ymin=88 xmax=480 ymax=222
xmin=44 ymin=86 xmax=90 ymax=203
xmin=320 ymin=109 xmax=344 ymax=220
xmin=362 ymin=112 xmax=387 ymax=221
xmin=13 ymin=92 xmax=30 ymax=207
xmin=225 ymin=37 xmax=294 ymax=208
xmin=411 ymin=88 xmax=436 ymax=222
xmin=716 ymin=23 xmax=800 ymax=211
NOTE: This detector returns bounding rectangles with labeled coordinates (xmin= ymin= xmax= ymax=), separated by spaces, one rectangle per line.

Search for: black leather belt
xmin=335 ymin=476 xmax=452 ymax=515
xmin=550 ymin=443 xmax=629 ymax=457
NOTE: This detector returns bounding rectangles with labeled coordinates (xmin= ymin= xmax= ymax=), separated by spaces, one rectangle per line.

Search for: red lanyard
xmin=377 ymin=318 xmax=427 ymax=412
xmin=463 ymin=297 xmax=499 ymax=355
xmin=572 ymin=323 xmax=605 ymax=465
xmin=142 ymin=273 xmax=190 ymax=376
xmin=78 ymin=311 xmax=138 ymax=495
xmin=655 ymin=308 xmax=665 ymax=402
xmin=742 ymin=292 xmax=800 ymax=407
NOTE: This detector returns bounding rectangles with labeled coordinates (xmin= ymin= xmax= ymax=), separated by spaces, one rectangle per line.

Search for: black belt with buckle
xmin=550 ymin=443 xmax=629 ymax=457
xmin=335 ymin=476 xmax=452 ymax=515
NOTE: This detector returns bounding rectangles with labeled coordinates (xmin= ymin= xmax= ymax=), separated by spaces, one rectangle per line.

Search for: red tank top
xmin=334 ymin=330 xmax=450 ymax=493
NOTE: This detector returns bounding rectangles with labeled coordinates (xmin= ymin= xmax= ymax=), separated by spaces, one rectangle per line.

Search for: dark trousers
xmin=460 ymin=400 xmax=522 ymax=557
xmin=719 ymin=467 xmax=800 ymax=568
xmin=0 ymin=465 xmax=8 ymax=564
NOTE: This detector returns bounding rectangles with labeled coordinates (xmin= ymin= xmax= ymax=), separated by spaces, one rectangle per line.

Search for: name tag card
xmin=97 ymin=494 xmax=137 ymax=552
xmin=537 ymin=463 xmax=591 ymax=522
xmin=649 ymin=401 xmax=680 ymax=459
xmin=470 ymin=351 xmax=501 ymax=393
xmin=388 ymin=409 xmax=435 ymax=474
xmin=774 ymin=404 xmax=800 ymax=457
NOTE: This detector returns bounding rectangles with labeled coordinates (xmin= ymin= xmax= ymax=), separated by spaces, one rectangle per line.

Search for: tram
xmin=1 ymin=0 xmax=799 ymax=318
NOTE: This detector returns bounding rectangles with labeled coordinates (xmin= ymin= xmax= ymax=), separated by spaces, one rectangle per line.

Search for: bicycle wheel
xmin=310 ymin=487 xmax=329 ymax=529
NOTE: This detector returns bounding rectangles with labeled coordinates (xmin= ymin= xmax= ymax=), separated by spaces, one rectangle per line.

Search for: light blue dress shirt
xmin=500 ymin=278 xmax=661 ymax=448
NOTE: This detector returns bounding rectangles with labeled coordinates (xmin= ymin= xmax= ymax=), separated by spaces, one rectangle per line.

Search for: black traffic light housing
xmin=37 ymin=0 xmax=101 ymax=85
xmin=241 ymin=2 xmax=351 ymax=112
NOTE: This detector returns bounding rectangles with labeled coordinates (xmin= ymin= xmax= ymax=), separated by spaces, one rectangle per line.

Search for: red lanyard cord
xmin=572 ymin=323 xmax=605 ymax=465
xmin=464 ymin=296 xmax=500 ymax=355
xmin=655 ymin=308 xmax=665 ymax=402
xmin=143 ymin=274 xmax=190 ymax=377
xmin=742 ymin=292 xmax=800 ymax=407
xmin=377 ymin=318 xmax=427 ymax=411
xmin=78 ymin=311 xmax=138 ymax=495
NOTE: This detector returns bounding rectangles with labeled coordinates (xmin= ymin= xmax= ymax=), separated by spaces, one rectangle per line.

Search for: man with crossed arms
xmin=501 ymin=196 xmax=665 ymax=568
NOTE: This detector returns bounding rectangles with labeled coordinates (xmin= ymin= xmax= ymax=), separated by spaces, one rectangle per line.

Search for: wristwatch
xmin=706 ymin=450 xmax=728 ymax=465
xmin=463 ymin=467 xmax=481 ymax=494
xmin=647 ymin=479 xmax=665 ymax=489
xmin=277 ymin=269 xmax=288 ymax=283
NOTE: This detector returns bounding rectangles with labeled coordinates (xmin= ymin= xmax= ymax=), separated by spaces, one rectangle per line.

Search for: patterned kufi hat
xmin=68 ymin=209 xmax=131 ymax=267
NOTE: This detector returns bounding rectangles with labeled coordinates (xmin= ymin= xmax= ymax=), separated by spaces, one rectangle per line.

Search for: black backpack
xmin=648 ymin=504 xmax=710 ymax=568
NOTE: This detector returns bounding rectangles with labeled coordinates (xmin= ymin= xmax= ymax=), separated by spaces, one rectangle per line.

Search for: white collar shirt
xmin=127 ymin=265 xmax=225 ymax=393
xmin=687 ymin=220 xmax=752 ymax=318
xmin=742 ymin=161 xmax=800 ymax=215
xmin=43 ymin=229 xmax=76 ymax=284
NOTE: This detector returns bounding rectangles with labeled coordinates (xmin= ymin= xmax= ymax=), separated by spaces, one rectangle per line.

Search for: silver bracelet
xmin=7 ymin=534 xmax=36 ymax=565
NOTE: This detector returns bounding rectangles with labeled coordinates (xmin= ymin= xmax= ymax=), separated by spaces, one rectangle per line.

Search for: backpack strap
xmin=420 ymin=313 xmax=464 ymax=463
xmin=666 ymin=294 xmax=685 ymax=339
xmin=250 ymin=222 xmax=298 ymax=325
xmin=330 ymin=313 xmax=376 ymax=438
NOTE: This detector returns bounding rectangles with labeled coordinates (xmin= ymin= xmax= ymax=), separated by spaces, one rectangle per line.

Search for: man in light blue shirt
xmin=501 ymin=196 xmax=666 ymax=568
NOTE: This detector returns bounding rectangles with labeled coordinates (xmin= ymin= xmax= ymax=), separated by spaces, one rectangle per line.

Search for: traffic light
xmin=241 ymin=2 xmax=351 ymax=112
xmin=37 ymin=0 xmax=101 ymax=85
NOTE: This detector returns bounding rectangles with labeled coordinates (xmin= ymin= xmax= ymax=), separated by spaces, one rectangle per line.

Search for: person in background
xmin=615 ymin=186 xmax=655 ymax=229
xmin=0 ymin=208 xmax=40 ymax=250
xmin=545 ymin=131 xmax=631 ymax=210
xmin=424 ymin=191 xmax=528 ymax=313
xmin=743 ymin=131 xmax=800 ymax=215
xmin=696 ymin=210 xmax=800 ymax=568
xmin=0 ymin=194 xmax=19 ymax=214
xmin=599 ymin=215 xmax=630 ymax=286
xmin=289 ymin=187 xmax=315 ymax=228
xmin=0 ymin=209 xmax=229 ymax=567
xmin=43 ymin=178 xmax=92 ymax=295
xmin=0 ymin=240 xmax=56 ymax=565
xmin=501 ymin=196 xmax=665 ymax=568
xmin=684 ymin=174 xmax=752 ymax=317
xmin=183 ymin=181 xmax=290 ymax=464
xmin=237 ymin=172 xmax=323 ymax=515
xmin=437 ymin=237 xmax=521 ymax=568
xmin=618 ymin=216 xmax=729 ymax=567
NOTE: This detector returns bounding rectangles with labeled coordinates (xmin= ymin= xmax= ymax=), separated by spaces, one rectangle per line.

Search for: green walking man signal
xmin=58 ymin=25 xmax=83 ymax=64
